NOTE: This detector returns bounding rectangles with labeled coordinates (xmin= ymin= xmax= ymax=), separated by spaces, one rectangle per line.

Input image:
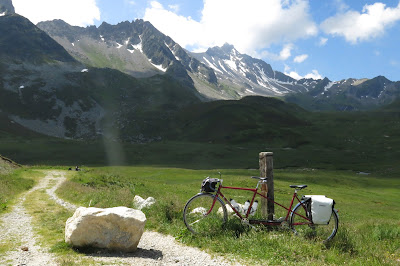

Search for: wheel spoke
xmin=183 ymin=193 xmax=227 ymax=235
xmin=290 ymin=202 xmax=338 ymax=242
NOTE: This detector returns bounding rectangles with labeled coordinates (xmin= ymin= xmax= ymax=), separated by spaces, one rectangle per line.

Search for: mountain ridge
xmin=0 ymin=0 xmax=15 ymax=14
xmin=37 ymin=17 xmax=400 ymax=109
xmin=0 ymin=12 xmax=201 ymax=141
xmin=191 ymin=43 xmax=307 ymax=97
xmin=37 ymin=19 xmax=218 ymax=99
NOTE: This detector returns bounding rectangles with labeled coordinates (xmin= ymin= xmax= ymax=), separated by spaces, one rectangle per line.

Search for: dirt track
xmin=0 ymin=171 xmax=241 ymax=265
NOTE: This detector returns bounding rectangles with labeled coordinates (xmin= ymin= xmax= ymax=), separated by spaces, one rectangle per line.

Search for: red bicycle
xmin=183 ymin=176 xmax=339 ymax=242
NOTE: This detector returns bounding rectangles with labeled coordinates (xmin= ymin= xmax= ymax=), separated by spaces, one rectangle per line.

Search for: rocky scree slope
xmin=0 ymin=13 xmax=102 ymax=139
xmin=0 ymin=13 xmax=200 ymax=141
xmin=37 ymin=19 xmax=217 ymax=99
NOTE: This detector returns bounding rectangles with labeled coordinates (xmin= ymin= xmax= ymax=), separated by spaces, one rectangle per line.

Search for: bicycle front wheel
xmin=290 ymin=202 xmax=339 ymax=242
xmin=183 ymin=193 xmax=228 ymax=235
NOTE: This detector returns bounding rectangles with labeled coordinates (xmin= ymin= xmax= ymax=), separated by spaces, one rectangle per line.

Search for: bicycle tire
xmin=290 ymin=201 xmax=339 ymax=242
xmin=183 ymin=193 xmax=228 ymax=235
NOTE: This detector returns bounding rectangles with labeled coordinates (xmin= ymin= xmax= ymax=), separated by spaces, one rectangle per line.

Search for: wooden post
xmin=259 ymin=152 xmax=274 ymax=220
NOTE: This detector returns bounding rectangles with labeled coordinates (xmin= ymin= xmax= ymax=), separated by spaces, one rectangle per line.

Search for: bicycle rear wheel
xmin=183 ymin=193 xmax=227 ymax=235
xmin=290 ymin=202 xmax=338 ymax=242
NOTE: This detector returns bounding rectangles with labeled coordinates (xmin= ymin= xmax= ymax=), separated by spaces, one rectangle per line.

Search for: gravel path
xmin=0 ymin=171 xmax=241 ymax=266
xmin=0 ymin=173 xmax=56 ymax=265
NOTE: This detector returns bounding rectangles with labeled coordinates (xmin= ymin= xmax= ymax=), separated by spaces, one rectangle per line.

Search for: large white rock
xmin=65 ymin=206 xmax=146 ymax=252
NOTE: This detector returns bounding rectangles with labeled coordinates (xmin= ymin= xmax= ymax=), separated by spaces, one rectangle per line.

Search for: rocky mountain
xmin=37 ymin=19 xmax=218 ymax=99
xmin=37 ymin=18 xmax=400 ymax=108
xmin=0 ymin=0 xmax=15 ymax=14
xmin=191 ymin=44 xmax=309 ymax=97
xmin=0 ymin=12 xmax=200 ymax=141
xmin=285 ymin=76 xmax=400 ymax=111
xmin=2 ymin=0 xmax=400 ymax=146
xmin=0 ymin=15 xmax=76 ymax=63
xmin=38 ymin=20 xmax=315 ymax=100
xmin=0 ymin=13 xmax=99 ymax=139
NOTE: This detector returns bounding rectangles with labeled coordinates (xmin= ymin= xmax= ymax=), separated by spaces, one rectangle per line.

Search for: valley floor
xmin=0 ymin=171 xmax=239 ymax=265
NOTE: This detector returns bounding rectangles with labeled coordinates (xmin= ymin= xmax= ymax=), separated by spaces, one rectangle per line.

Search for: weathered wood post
xmin=259 ymin=152 xmax=274 ymax=220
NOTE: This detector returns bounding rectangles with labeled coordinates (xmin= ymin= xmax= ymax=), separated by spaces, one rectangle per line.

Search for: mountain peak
xmin=205 ymin=43 xmax=238 ymax=59
xmin=0 ymin=0 xmax=15 ymax=14
xmin=221 ymin=43 xmax=235 ymax=52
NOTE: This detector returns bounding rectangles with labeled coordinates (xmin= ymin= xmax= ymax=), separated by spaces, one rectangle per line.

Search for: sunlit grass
xmin=57 ymin=166 xmax=400 ymax=265
xmin=0 ymin=168 xmax=36 ymax=215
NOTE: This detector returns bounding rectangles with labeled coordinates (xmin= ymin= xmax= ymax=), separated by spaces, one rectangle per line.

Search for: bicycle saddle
xmin=289 ymin=185 xmax=307 ymax=189
xmin=251 ymin=176 xmax=268 ymax=181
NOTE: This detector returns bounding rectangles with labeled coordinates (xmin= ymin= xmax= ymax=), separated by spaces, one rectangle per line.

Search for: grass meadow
xmin=0 ymin=167 xmax=35 ymax=213
xmin=1 ymin=159 xmax=399 ymax=264
xmin=1 ymin=101 xmax=400 ymax=264
xmin=51 ymin=166 xmax=400 ymax=265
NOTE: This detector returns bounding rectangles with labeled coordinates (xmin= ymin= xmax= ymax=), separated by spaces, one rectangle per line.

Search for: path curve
xmin=0 ymin=173 xmax=56 ymax=265
xmin=1 ymin=171 xmax=241 ymax=265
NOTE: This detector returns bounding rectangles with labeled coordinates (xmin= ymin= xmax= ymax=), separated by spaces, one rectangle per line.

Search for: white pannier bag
xmin=305 ymin=195 xmax=334 ymax=225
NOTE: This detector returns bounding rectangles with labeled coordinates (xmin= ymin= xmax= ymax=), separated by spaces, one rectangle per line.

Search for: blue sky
xmin=12 ymin=0 xmax=400 ymax=82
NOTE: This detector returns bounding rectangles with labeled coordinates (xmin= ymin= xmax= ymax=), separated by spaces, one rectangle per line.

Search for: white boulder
xmin=133 ymin=195 xmax=156 ymax=210
xmin=65 ymin=206 xmax=146 ymax=252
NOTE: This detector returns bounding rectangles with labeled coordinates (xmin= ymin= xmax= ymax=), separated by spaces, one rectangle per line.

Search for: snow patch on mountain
xmin=132 ymin=36 xmax=143 ymax=53
xmin=324 ymin=81 xmax=335 ymax=91
xmin=224 ymin=58 xmax=237 ymax=71
xmin=149 ymin=60 xmax=167 ymax=72
xmin=203 ymin=57 xmax=223 ymax=74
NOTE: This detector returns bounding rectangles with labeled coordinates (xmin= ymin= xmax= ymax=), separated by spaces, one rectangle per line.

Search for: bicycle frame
xmin=211 ymin=181 xmax=312 ymax=226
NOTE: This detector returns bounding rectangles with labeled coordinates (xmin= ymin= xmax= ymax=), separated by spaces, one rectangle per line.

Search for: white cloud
xmin=258 ymin=44 xmax=294 ymax=61
xmin=305 ymin=70 xmax=323 ymax=79
xmin=318 ymin=37 xmax=328 ymax=46
xmin=286 ymin=71 xmax=303 ymax=80
xmin=279 ymin=44 xmax=293 ymax=60
xmin=143 ymin=2 xmax=203 ymax=48
xmin=294 ymin=54 xmax=308 ymax=63
xmin=144 ymin=0 xmax=317 ymax=54
xmin=285 ymin=68 xmax=323 ymax=80
xmin=321 ymin=2 xmax=400 ymax=44
xmin=333 ymin=0 xmax=349 ymax=13
xmin=13 ymin=0 xmax=100 ymax=26
xmin=168 ymin=4 xmax=180 ymax=13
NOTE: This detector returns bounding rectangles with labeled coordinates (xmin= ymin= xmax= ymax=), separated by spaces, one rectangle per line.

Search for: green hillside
xmin=175 ymin=96 xmax=309 ymax=145
xmin=1 ymin=94 xmax=400 ymax=176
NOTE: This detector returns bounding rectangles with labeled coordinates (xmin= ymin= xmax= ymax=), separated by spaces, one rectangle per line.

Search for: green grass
xmin=80 ymin=44 xmax=127 ymax=72
xmin=56 ymin=166 xmax=400 ymax=265
xmin=0 ymin=167 xmax=35 ymax=214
